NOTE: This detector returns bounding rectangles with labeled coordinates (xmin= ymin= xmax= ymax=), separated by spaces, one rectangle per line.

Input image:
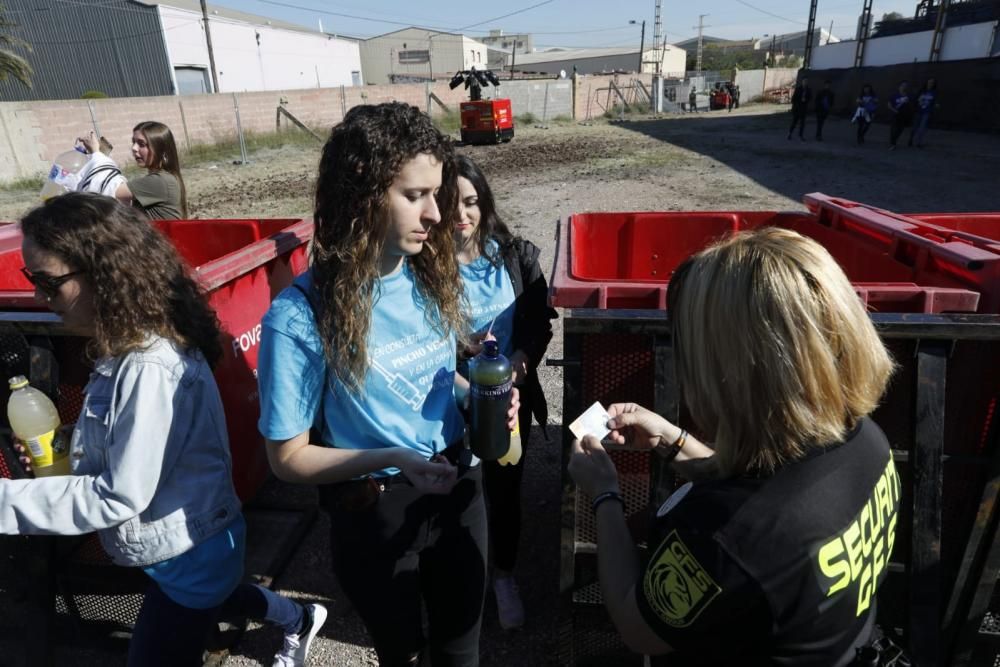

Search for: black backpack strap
xmin=79 ymin=164 xmax=122 ymax=193
xmin=290 ymin=283 xmax=328 ymax=444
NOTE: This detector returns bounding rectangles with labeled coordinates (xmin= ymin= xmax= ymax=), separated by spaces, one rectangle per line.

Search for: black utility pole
xmin=630 ymin=20 xmax=646 ymax=72
xmin=200 ymin=0 xmax=220 ymax=93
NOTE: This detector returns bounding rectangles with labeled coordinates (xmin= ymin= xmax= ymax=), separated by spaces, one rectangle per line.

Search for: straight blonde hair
xmin=667 ymin=227 xmax=894 ymax=477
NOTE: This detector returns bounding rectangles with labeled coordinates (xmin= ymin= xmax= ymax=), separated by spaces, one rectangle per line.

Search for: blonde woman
xmin=569 ymin=228 xmax=899 ymax=665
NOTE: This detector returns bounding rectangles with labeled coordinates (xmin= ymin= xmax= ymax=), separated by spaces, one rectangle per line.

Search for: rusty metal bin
xmin=550 ymin=204 xmax=1000 ymax=666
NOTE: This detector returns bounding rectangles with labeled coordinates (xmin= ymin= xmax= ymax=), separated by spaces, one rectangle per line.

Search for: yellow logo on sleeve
xmin=643 ymin=530 xmax=722 ymax=627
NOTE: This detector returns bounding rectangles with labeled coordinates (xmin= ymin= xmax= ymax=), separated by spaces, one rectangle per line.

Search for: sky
xmin=211 ymin=0 xmax=920 ymax=47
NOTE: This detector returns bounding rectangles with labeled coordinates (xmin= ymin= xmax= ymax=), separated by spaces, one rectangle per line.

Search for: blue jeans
xmin=127 ymin=582 xmax=222 ymax=667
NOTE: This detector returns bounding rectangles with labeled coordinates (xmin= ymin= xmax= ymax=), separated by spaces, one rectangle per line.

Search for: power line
xmin=731 ymin=0 xmax=807 ymax=26
xmin=458 ymin=0 xmax=556 ymax=31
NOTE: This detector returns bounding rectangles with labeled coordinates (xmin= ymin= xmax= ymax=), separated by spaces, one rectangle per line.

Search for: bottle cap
xmin=8 ymin=375 xmax=29 ymax=390
xmin=483 ymin=339 xmax=499 ymax=358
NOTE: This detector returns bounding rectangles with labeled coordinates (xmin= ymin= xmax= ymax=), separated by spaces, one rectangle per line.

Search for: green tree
xmin=881 ymin=11 xmax=904 ymax=21
xmin=685 ymin=45 xmax=765 ymax=72
xmin=0 ymin=2 xmax=32 ymax=88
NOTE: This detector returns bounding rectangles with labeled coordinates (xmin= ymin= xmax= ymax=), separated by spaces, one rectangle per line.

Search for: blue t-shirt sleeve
xmin=257 ymin=287 xmax=326 ymax=442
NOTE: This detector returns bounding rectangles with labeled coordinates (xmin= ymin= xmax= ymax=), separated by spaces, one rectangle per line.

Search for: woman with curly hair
xmin=453 ymin=155 xmax=557 ymax=631
xmin=258 ymin=102 xmax=517 ymax=666
xmin=82 ymin=120 xmax=187 ymax=219
xmin=0 ymin=193 xmax=320 ymax=667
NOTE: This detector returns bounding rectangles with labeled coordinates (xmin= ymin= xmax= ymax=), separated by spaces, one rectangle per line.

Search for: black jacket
xmin=499 ymin=238 xmax=558 ymax=430
xmin=791 ymin=84 xmax=812 ymax=112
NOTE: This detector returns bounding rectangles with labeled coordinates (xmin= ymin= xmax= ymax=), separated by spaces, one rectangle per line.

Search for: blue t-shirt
xmin=143 ymin=514 xmax=245 ymax=609
xmin=257 ymin=263 xmax=465 ymax=473
xmin=890 ymin=92 xmax=911 ymax=114
xmin=458 ymin=241 xmax=517 ymax=373
xmin=916 ymin=90 xmax=936 ymax=115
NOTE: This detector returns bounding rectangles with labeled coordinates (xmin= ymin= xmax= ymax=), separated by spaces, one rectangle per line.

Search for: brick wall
xmin=0 ymin=79 xmax=575 ymax=183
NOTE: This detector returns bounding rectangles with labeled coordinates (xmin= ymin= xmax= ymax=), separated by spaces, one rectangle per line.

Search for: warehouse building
xmin=0 ymin=0 xmax=361 ymax=101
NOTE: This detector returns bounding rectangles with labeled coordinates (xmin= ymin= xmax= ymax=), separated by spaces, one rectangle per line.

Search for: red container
xmin=549 ymin=209 xmax=981 ymax=314
xmin=804 ymin=193 xmax=1000 ymax=312
xmin=460 ymin=99 xmax=514 ymax=145
xmin=0 ymin=218 xmax=312 ymax=500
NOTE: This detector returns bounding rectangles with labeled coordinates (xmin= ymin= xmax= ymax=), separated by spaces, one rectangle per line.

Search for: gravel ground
xmin=0 ymin=105 xmax=998 ymax=666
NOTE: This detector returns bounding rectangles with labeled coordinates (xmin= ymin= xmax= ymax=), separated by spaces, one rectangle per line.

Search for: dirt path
xmin=1 ymin=106 xmax=997 ymax=666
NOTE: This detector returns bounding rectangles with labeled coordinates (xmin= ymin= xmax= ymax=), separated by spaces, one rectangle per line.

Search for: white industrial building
xmin=509 ymin=46 xmax=687 ymax=77
xmin=360 ymin=28 xmax=492 ymax=83
xmin=141 ymin=0 xmax=363 ymax=93
xmin=811 ymin=20 xmax=998 ymax=68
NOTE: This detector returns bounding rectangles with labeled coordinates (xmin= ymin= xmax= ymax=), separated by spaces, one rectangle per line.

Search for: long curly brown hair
xmin=312 ymin=102 xmax=464 ymax=391
xmin=20 ymin=193 xmax=221 ymax=365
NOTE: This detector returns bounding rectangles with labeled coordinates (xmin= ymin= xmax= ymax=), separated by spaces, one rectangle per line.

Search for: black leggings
xmin=890 ymin=117 xmax=910 ymax=146
xmin=857 ymin=118 xmax=873 ymax=144
xmin=788 ymin=110 xmax=807 ymax=137
xmin=483 ymin=403 xmax=534 ymax=572
xmin=326 ymin=465 xmax=487 ymax=667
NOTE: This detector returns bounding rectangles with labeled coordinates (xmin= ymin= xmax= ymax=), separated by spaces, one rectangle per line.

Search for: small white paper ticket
xmin=569 ymin=401 xmax=612 ymax=441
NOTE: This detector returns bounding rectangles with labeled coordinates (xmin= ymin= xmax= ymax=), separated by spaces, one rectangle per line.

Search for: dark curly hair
xmin=20 ymin=193 xmax=221 ymax=365
xmin=455 ymin=155 xmax=514 ymax=267
xmin=313 ymin=102 xmax=464 ymax=391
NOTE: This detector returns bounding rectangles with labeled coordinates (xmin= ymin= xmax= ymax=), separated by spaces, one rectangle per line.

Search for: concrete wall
xmin=0 ymin=78 xmax=575 ymax=183
xmin=803 ymin=57 xmax=1000 ymax=132
xmin=734 ymin=68 xmax=800 ymax=101
xmin=160 ymin=6 xmax=361 ymax=92
xmin=573 ymin=73 xmax=655 ymax=119
xmin=811 ymin=20 xmax=998 ymax=68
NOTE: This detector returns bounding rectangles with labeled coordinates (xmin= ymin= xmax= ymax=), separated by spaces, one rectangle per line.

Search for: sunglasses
xmin=20 ymin=267 xmax=84 ymax=300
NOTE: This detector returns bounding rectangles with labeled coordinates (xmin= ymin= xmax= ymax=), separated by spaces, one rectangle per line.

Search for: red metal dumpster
xmin=0 ymin=217 xmax=313 ymax=501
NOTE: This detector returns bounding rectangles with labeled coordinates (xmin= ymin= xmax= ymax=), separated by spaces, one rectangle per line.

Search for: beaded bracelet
xmin=591 ymin=490 xmax=625 ymax=513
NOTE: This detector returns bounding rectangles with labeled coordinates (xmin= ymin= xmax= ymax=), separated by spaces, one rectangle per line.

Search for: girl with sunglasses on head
xmin=78 ymin=120 xmax=187 ymax=220
xmin=5 ymin=193 xmax=324 ymax=667
xmin=257 ymin=102 xmax=518 ymax=666
xmin=452 ymin=155 xmax=556 ymax=631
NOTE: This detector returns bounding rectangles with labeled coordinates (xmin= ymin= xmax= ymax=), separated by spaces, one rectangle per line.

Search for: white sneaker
xmin=272 ymin=603 xmax=328 ymax=667
xmin=493 ymin=576 xmax=525 ymax=630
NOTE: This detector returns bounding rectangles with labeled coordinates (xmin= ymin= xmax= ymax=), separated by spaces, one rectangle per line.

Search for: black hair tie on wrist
xmin=591 ymin=490 xmax=625 ymax=513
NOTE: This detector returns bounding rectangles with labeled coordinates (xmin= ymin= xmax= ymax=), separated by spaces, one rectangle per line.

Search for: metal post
xmin=232 ymin=93 xmax=249 ymax=165
xmin=638 ymin=21 xmax=646 ymax=73
xmin=200 ymin=0 xmax=220 ymax=93
xmin=929 ymin=0 xmax=953 ymax=61
xmin=540 ymin=82 xmax=550 ymax=128
xmin=86 ymin=100 xmax=101 ymax=139
xmin=177 ymin=100 xmax=191 ymax=151
xmin=855 ymin=0 xmax=873 ymax=68
xmin=803 ymin=0 xmax=818 ymax=69
xmin=510 ymin=43 xmax=517 ymax=80
xmin=694 ymin=15 xmax=710 ymax=75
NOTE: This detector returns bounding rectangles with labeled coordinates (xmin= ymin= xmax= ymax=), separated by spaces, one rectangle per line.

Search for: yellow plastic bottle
xmin=7 ymin=376 xmax=70 ymax=477
xmin=497 ymin=417 xmax=523 ymax=466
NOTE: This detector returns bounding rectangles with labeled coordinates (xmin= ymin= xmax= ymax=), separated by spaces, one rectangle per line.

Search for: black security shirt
xmin=638 ymin=418 xmax=900 ymax=666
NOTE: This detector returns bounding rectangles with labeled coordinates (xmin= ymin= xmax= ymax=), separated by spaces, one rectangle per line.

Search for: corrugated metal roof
xmin=0 ymin=0 xmax=174 ymax=101
xmin=514 ymin=45 xmax=682 ymax=65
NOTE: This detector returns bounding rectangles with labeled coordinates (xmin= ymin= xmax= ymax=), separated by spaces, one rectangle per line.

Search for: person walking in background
xmin=814 ymin=80 xmax=835 ymax=141
xmin=734 ymin=84 xmax=741 ymax=109
xmin=852 ymin=84 xmax=878 ymax=145
xmin=787 ymin=78 xmax=812 ymax=141
xmin=688 ymin=87 xmax=698 ymax=113
xmin=258 ymin=102 xmax=518 ymax=666
xmin=452 ymin=155 xmax=557 ymax=632
xmin=888 ymin=81 xmax=914 ymax=150
xmin=726 ymin=83 xmax=736 ymax=112
xmin=909 ymin=78 xmax=938 ymax=148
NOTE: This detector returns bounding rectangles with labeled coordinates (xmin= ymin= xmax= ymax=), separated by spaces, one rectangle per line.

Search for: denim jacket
xmin=0 ymin=336 xmax=241 ymax=567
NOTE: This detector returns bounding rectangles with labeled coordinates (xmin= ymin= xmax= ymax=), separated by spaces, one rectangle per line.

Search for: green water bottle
xmin=469 ymin=339 xmax=512 ymax=461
